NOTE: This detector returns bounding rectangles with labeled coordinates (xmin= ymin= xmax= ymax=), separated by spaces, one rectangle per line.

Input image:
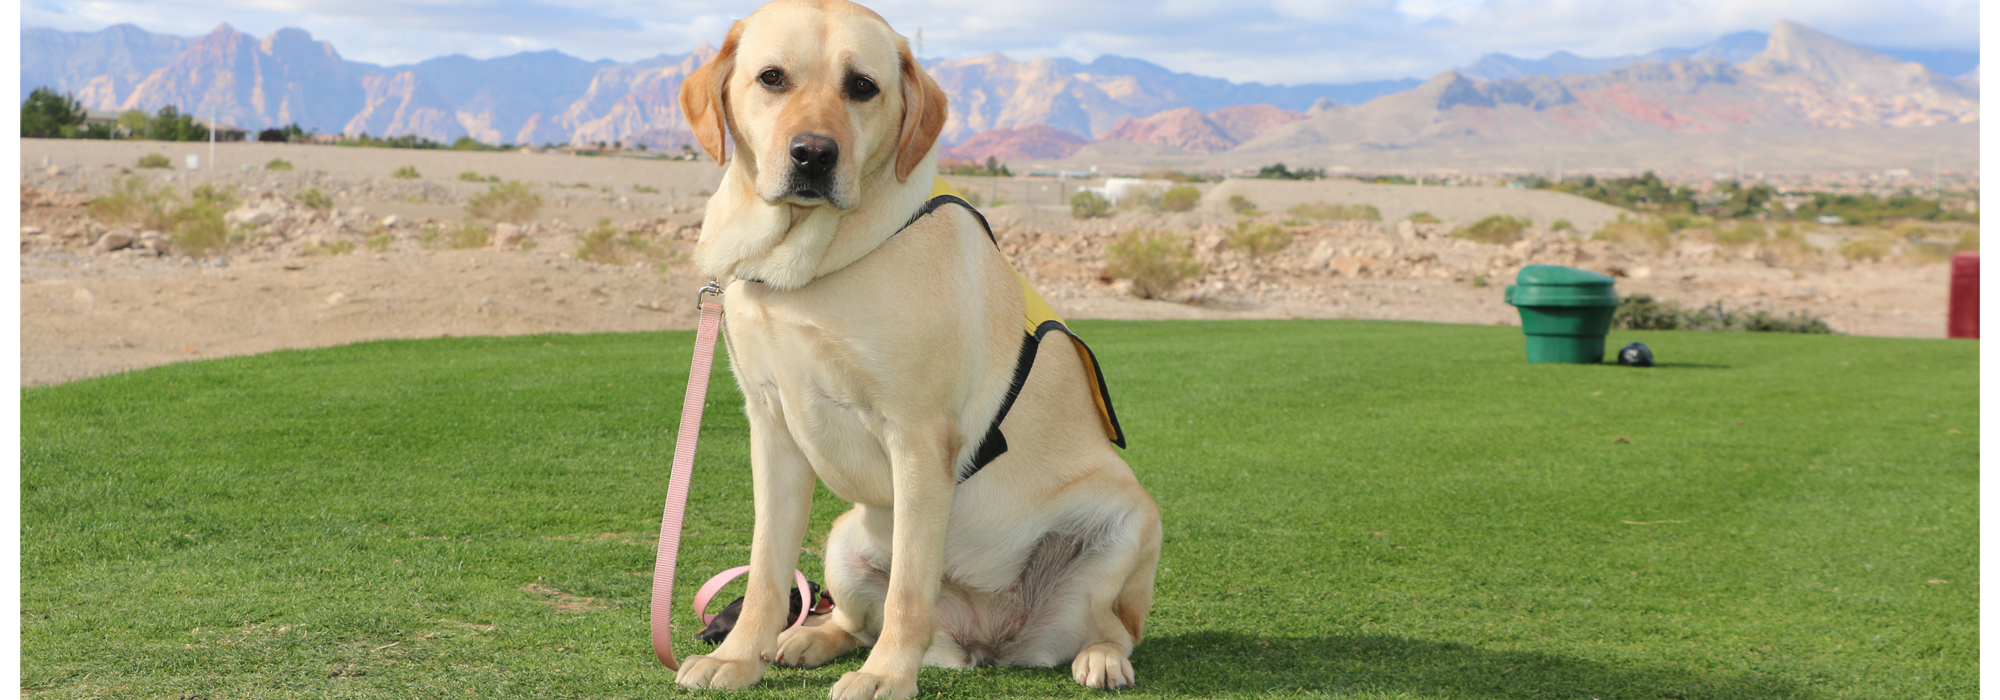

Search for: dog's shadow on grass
xmin=1134 ymin=632 xmax=1813 ymax=699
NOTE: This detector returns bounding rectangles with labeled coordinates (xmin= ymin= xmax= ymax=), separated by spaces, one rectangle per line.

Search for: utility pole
xmin=1934 ymin=152 xmax=1942 ymax=203
xmin=208 ymin=102 xmax=217 ymax=185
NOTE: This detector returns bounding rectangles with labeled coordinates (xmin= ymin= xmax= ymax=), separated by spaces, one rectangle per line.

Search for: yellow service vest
xmin=920 ymin=177 xmax=1126 ymax=481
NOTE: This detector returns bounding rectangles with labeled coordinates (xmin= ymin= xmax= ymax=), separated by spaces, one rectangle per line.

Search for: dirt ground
xmin=18 ymin=139 xmax=1964 ymax=387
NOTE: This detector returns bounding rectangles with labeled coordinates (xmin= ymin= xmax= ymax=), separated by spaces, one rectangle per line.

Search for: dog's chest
xmin=727 ymin=309 xmax=901 ymax=506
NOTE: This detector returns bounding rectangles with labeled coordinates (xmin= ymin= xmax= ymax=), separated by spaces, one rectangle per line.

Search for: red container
xmin=1948 ymin=252 xmax=1978 ymax=339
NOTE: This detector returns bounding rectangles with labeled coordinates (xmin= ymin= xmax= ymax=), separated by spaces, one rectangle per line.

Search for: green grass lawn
xmin=21 ymin=321 xmax=1977 ymax=699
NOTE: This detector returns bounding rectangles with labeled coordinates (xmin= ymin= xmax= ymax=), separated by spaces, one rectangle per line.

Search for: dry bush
xmin=1756 ymin=225 xmax=1817 ymax=266
xmin=465 ymin=181 xmax=543 ymax=225
xmin=1107 ymin=229 xmax=1202 ymax=299
xmin=1838 ymin=236 xmax=1892 ymax=263
xmin=1228 ymin=218 xmax=1291 ymax=257
xmin=1160 ymin=186 xmax=1201 ymax=212
xmin=89 ymin=176 xmax=176 ymax=230
xmin=573 ymin=217 xmax=673 ymax=266
xmin=1714 ymin=220 xmax=1767 ymax=248
xmin=1595 ymin=214 xmax=1672 ymax=252
xmin=136 ymin=153 xmax=171 ymax=169
xmin=1287 ymin=201 xmax=1381 ymax=222
xmin=1071 ymin=190 xmax=1111 ymax=219
xmin=447 ymin=222 xmax=491 ymax=250
xmin=1458 ymin=214 xmax=1533 ymax=245
xmin=1227 ymin=194 xmax=1258 ymax=215
xmin=295 ymin=187 xmax=333 ymax=212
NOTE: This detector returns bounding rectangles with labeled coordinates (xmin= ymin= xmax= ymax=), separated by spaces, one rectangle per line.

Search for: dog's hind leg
xmin=677 ymin=404 xmax=818 ymax=690
xmin=774 ymin=509 xmax=873 ymax=668
xmin=1070 ymin=498 xmax=1161 ymax=690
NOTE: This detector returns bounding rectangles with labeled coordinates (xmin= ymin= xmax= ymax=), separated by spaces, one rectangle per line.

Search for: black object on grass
xmin=695 ymin=580 xmax=835 ymax=644
xmin=1617 ymin=342 xmax=1654 ymax=367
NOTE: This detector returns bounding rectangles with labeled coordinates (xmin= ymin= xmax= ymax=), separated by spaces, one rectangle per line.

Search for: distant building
xmin=208 ymin=121 xmax=249 ymax=142
xmin=82 ymin=109 xmax=128 ymax=136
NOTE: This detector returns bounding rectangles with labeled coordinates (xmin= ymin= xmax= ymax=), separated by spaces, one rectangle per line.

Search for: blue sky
xmin=17 ymin=0 xmax=1983 ymax=84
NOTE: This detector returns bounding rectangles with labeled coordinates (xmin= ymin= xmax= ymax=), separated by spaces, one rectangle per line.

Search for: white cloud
xmin=19 ymin=0 xmax=1982 ymax=83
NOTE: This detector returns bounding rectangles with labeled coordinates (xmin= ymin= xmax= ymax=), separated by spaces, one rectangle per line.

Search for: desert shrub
xmin=1227 ymin=219 xmax=1291 ymax=257
xmin=633 ymin=184 xmax=660 ymax=194
xmin=88 ymin=176 xmax=176 ymax=230
xmin=304 ymin=240 xmax=357 ymax=256
xmin=295 ymin=187 xmax=334 ymax=212
xmin=447 ymin=222 xmax=491 ymax=249
xmin=1715 ymin=220 xmax=1767 ymax=247
xmin=1953 ymin=230 xmax=1978 ymax=252
xmin=458 ymin=170 xmax=499 ymax=183
xmin=1255 ymin=163 xmax=1322 ymax=180
xmin=1596 ymin=214 xmax=1672 ymax=251
xmin=1071 ymin=190 xmax=1111 ymax=219
xmin=1550 ymin=218 xmax=1574 ymax=232
xmin=265 ymin=158 xmax=294 ymax=171
xmin=1457 ymin=214 xmax=1532 ymax=244
xmin=574 ymin=217 xmax=671 ymax=266
xmin=418 ymin=223 xmax=443 ymax=249
xmin=137 ymin=153 xmax=172 ymax=169
xmin=367 ymin=233 xmax=393 ymax=253
xmin=1661 ymin=213 xmax=1713 ymax=233
xmin=1160 ymin=186 xmax=1201 ymax=213
xmin=165 ymin=185 xmax=241 ymax=257
xmin=1106 ymin=229 xmax=1202 ymax=299
xmin=1838 ymin=237 xmax=1891 ymax=263
xmin=465 ymin=181 xmax=543 ymax=225
xmin=1614 ymin=293 xmax=1832 ymax=334
xmin=1141 ymin=168 xmax=1214 ymax=183
xmin=392 ymin=165 xmax=421 ymax=179
xmin=1756 ymin=225 xmax=1817 ymax=266
xmin=1408 ymin=211 xmax=1440 ymax=224
xmin=1287 ymin=201 xmax=1381 ymax=222
xmin=1227 ymin=194 xmax=1258 ymax=215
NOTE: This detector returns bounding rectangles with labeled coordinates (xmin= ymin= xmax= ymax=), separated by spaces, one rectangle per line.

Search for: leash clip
xmin=695 ymin=280 xmax=724 ymax=309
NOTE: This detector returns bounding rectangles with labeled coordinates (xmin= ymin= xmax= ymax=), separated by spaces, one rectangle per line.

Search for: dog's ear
xmin=680 ymin=23 xmax=741 ymax=167
xmin=894 ymin=37 xmax=948 ymax=183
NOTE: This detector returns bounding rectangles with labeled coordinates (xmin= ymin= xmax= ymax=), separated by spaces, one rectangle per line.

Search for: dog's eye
xmin=847 ymin=75 xmax=879 ymax=101
xmin=758 ymin=69 xmax=785 ymax=89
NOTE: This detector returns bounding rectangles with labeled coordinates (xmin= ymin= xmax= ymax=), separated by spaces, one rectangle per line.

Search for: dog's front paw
xmin=774 ymin=622 xmax=858 ymax=668
xmin=1071 ymin=642 xmax=1135 ymax=690
xmin=676 ymin=653 xmax=768 ymax=690
xmin=829 ymin=670 xmax=917 ymax=700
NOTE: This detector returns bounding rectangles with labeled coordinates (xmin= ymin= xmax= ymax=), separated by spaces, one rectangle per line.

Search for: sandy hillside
xmin=19 ymin=139 xmax=1966 ymax=387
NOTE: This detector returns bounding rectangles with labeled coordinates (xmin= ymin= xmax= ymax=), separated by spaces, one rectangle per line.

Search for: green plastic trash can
xmin=1504 ymin=265 xmax=1619 ymax=364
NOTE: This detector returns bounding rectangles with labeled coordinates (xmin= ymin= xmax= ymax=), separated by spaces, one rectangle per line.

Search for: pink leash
xmin=650 ymin=283 xmax=813 ymax=670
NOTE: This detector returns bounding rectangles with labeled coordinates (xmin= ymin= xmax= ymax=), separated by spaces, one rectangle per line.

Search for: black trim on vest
xmin=897 ymin=193 xmax=1127 ymax=484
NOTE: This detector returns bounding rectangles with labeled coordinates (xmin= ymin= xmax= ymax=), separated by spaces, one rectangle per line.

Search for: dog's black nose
xmin=789 ymin=134 xmax=839 ymax=178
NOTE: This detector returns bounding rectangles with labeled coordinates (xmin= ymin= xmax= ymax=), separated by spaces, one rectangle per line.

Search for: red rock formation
xmin=1207 ymin=104 xmax=1305 ymax=142
xmin=947 ymin=125 xmax=1091 ymax=162
xmin=1099 ymin=107 xmax=1238 ymax=153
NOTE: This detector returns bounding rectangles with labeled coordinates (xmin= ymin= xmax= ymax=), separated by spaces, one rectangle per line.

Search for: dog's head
xmin=680 ymin=0 xmax=947 ymax=211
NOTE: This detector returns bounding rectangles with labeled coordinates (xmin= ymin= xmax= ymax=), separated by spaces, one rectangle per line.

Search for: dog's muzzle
xmin=785 ymin=133 xmax=839 ymax=203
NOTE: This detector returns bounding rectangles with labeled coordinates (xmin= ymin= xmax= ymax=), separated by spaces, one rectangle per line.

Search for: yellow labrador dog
xmin=670 ymin=1 xmax=1161 ymax=698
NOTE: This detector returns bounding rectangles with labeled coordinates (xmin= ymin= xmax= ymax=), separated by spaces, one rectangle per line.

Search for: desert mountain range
xmin=22 ymin=20 xmax=1978 ymax=168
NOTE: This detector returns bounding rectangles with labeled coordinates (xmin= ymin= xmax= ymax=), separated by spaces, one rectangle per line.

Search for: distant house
xmin=82 ymin=109 xmax=128 ymax=136
xmin=208 ymin=121 xmax=249 ymax=142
